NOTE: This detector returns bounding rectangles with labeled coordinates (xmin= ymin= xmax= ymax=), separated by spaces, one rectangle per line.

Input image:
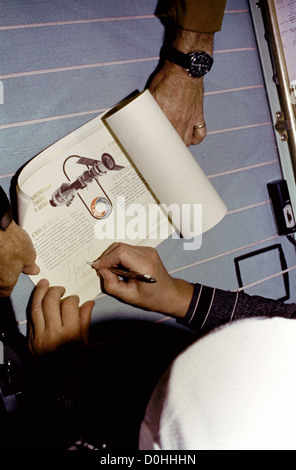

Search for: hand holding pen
xmin=89 ymin=242 xmax=193 ymax=319
xmin=106 ymin=266 xmax=157 ymax=284
xmin=88 ymin=260 xmax=157 ymax=283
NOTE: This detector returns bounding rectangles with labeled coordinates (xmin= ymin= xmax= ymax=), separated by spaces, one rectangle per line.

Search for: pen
xmin=109 ymin=267 xmax=157 ymax=283
xmin=87 ymin=261 xmax=156 ymax=283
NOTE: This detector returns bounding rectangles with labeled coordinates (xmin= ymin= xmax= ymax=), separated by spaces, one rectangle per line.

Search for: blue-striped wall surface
xmin=1 ymin=0 xmax=295 ymax=333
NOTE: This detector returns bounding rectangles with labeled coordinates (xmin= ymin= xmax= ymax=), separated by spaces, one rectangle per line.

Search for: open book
xmin=17 ymin=90 xmax=227 ymax=303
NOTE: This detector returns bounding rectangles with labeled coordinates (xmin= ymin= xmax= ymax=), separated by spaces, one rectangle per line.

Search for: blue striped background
xmin=1 ymin=0 xmax=295 ymax=333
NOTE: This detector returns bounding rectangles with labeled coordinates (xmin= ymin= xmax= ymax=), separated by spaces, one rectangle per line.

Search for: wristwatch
xmin=0 ymin=186 xmax=13 ymax=231
xmin=164 ymin=47 xmax=213 ymax=78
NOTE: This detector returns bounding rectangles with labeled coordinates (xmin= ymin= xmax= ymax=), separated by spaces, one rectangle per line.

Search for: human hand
xmin=28 ymin=279 xmax=94 ymax=358
xmin=0 ymin=221 xmax=39 ymax=297
xmin=91 ymin=242 xmax=193 ymax=319
xmin=149 ymin=29 xmax=214 ymax=146
xmin=149 ymin=61 xmax=206 ymax=146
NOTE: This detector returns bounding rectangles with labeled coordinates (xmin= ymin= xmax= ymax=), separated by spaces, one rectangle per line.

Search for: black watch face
xmin=189 ymin=52 xmax=212 ymax=78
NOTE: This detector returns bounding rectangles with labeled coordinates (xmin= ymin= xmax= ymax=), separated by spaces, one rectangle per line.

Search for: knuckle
xmin=0 ymin=275 xmax=17 ymax=297
xmin=30 ymin=304 xmax=41 ymax=318
xmin=69 ymin=328 xmax=82 ymax=342
xmin=147 ymin=247 xmax=159 ymax=260
xmin=117 ymin=242 xmax=127 ymax=254
xmin=42 ymin=295 xmax=56 ymax=311
xmin=63 ymin=295 xmax=79 ymax=308
xmin=31 ymin=336 xmax=47 ymax=355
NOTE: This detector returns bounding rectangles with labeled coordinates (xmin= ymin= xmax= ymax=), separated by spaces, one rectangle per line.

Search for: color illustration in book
xmin=50 ymin=154 xmax=125 ymax=219
xmin=17 ymin=90 xmax=227 ymax=303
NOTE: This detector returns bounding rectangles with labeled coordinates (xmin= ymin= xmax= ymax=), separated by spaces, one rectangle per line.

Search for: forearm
xmin=93 ymin=244 xmax=296 ymax=334
xmin=179 ymin=283 xmax=296 ymax=334
xmin=172 ymin=28 xmax=213 ymax=55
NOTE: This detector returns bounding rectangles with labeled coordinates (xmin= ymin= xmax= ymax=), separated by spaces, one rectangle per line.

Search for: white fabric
xmin=139 ymin=317 xmax=296 ymax=450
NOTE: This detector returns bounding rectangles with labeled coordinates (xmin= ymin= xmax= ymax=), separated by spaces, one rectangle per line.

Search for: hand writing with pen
xmin=27 ymin=243 xmax=193 ymax=356
xmin=90 ymin=242 xmax=193 ymax=319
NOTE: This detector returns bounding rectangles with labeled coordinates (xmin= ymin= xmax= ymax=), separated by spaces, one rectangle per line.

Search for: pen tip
xmin=143 ymin=274 xmax=157 ymax=283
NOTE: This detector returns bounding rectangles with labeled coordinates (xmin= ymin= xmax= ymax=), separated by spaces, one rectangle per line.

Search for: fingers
xmin=92 ymin=242 xmax=145 ymax=272
xmin=150 ymin=61 xmax=208 ymax=146
xmin=91 ymin=243 xmax=171 ymax=312
xmin=176 ymin=121 xmax=207 ymax=146
xmin=92 ymin=243 xmax=159 ymax=289
xmin=61 ymin=297 xmax=94 ymax=345
xmin=0 ymin=223 xmax=39 ymax=296
xmin=30 ymin=278 xmax=50 ymax=334
xmin=29 ymin=280 xmax=94 ymax=355
xmin=60 ymin=294 xmax=80 ymax=332
xmin=98 ymin=267 xmax=138 ymax=303
xmin=31 ymin=279 xmax=66 ymax=332
xmin=16 ymin=224 xmax=40 ymax=275
xmin=192 ymin=123 xmax=207 ymax=145
xmin=97 ymin=257 xmax=140 ymax=303
xmin=22 ymin=261 xmax=40 ymax=276
xmin=0 ymin=259 xmax=39 ymax=297
xmin=79 ymin=300 xmax=95 ymax=345
xmin=92 ymin=242 xmax=121 ymax=268
xmin=160 ymin=97 xmax=206 ymax=146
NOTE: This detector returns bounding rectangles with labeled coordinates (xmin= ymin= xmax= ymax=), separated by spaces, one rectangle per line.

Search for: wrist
xmin=162 ymin=29 xmax=214 ymax=79
xmin=161 ymin=278 xmax=194 ymax=319
xmin=161 ymin=59 xmax=200 ymax=84
xmin=173 ymin=29 xmax=214 ymax=55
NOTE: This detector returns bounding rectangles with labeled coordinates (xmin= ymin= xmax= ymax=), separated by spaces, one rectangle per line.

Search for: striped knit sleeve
xmin=178 ymin=283 xmax=296 ymax=334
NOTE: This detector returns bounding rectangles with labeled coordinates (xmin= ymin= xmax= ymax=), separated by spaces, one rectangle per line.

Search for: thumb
xmin=22 ymin=262 xmax=40 ymax=276
xmin=98 ymin=268 xmax=138 ymax=304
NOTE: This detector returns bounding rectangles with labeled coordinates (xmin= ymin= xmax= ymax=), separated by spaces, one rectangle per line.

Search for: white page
xmin=105 ymin=91 xmax=227 ymax=238
xmin=18 ymin=91 xmax=226 ymax=303
xmin=17 ymin=113 xmax=168 ymax=303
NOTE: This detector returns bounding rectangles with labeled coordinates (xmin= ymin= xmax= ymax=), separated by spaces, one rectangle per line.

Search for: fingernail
xmin=63 ymin=294 xmax=80 ymax=302
xmin=32 ymin=263 xmax=40 ymax=275
xmin=87 ymin=260 xmax=100 ymax=269
xmin=36 ymin=279 xmax=49 ymax=287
